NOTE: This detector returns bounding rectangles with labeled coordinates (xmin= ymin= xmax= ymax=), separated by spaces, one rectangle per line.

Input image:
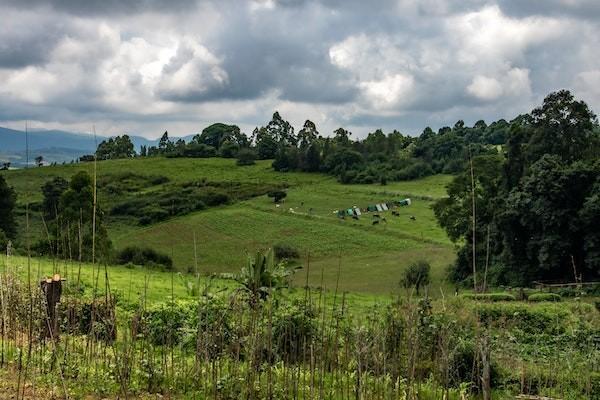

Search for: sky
xmin=1 ymin=0 xmax=599 ymax=139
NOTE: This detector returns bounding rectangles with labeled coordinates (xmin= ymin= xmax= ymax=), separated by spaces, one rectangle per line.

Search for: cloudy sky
xmin=1 ymin=0 xmax=599 ymax=138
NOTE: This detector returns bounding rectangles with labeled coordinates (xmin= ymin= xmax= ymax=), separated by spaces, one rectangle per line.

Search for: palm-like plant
xmin=236 ymin=248 xmax=292 ymax=306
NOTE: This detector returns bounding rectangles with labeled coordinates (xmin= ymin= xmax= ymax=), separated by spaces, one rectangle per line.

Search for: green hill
xmin=3 ymin=157 xmax=454 ymax=294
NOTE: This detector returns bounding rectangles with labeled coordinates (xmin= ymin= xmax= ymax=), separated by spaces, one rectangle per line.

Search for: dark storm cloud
xmin=498 ymin=0 xmax=600 ymax=20
xmin=4 ymin=0 xmax=198 ymax=16
xmin=0 ymin=0 xmax=599 ymax=137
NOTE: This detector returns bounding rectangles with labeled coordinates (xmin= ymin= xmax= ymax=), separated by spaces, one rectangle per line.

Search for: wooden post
xmin=40 ymin=274 xmax=64 ymax=339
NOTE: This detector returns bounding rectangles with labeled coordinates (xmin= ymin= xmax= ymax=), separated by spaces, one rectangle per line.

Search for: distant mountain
xmin=0 ymin=127 xmax=194 ymax=166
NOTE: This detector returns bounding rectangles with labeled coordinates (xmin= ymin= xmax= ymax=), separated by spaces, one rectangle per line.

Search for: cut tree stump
xmin=40 ymin=274 xmax=64 ymax=339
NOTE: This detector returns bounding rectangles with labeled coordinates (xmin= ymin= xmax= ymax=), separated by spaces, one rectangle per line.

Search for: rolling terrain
xmin=3 ymin=157 xmax=454 ymax=294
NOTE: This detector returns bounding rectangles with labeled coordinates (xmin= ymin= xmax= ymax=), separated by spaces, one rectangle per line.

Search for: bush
xmin=474 ymin=303 xmax=570 ymax=334
xmin=189 ymin=298 xmax=233 ymax=358
xmin=528 ymin=293 xmax=562 ymax=302
xmin=461 ymin=293 xmax=516 ymax=302
xmin=142 ymin=301 xmax=195 ymax=346
xmin=273 ymin=243 xmax=300 ymax=260
xmin=272 ymin=303 xmax=317 ymax=362
xmin=115 ymin=246 xmax=173 ymax=269
xmin=267 ymin=190 xmax=287 ymax=203
xmin=236 ymin=148 xmax=256 ymax=166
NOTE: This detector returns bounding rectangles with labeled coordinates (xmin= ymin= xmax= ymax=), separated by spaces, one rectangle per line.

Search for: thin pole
xmin=469 ymin=146 xmax=478 ymax=292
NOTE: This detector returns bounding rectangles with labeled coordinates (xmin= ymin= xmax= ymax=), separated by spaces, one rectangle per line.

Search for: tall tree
xmin=297 ymin=120 xmax=319 ymax=149
xmin=266 ymin=111 xmax=296 ymax=146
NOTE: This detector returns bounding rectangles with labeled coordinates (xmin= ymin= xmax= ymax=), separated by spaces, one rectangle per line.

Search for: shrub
xmin=115 ymin=246 xmax=173 ymax=269
xmin=60 ymin=297 xmax=117 ymax=343
xmin=474 ymin=303 xmax=570 ymax=334
xmin=143 ymin=301 xmax=195 ymax=346
xmin=461 ymin=293 xmax=516 ymax=302
xmin=273 ymin=243 xmax=300 ymax=260
xmin=528 ymin=293 xmax=562 ymax=302
xmin=236 ymin=148 xmax=256 ymax=166
xmin=272 ymin=303 xmax=317 ymax=362
xmin=267 ymin=190 xmax=287 ymax=203
xmin=189 ymin=298 xmax=233 ymax=358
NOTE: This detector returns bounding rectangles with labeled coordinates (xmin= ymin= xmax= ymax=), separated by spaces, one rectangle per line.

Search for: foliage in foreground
xmin=0 ymin=260 xmax=598 ymax=399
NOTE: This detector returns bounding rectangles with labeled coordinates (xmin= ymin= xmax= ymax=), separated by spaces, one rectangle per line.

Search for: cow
xmin=372 ymin=220 xmax=379 ymax=225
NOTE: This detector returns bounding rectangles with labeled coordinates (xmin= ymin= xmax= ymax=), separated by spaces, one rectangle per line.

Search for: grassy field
xmin=3 ymin=157 xmax=455 ymax=295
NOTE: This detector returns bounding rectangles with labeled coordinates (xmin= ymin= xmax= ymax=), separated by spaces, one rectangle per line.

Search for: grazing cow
xmin=410 ymin=215 xmax=416 ymax=221
xmin=352 ymin=215 xmax=359 ymax=220
xmin=382 ymin=217 xmax=387 ymax=223
xmin=373 ymin=214 xmax=380 ymax=218
xmin=392 ymin=211 xmax=399 ymax=216
xmin=372 ymin=220 xmax=379 ymax=225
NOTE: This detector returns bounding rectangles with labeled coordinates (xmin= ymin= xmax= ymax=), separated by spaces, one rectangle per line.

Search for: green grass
xmin=2 ymin=157 xmax=455 ymax=295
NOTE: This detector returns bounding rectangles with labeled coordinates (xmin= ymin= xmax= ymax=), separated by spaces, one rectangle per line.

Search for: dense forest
xmin=434 ymin=90 xmax=599 ymax=287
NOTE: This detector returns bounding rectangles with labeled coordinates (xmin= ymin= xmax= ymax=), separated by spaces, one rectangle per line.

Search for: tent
xmin=346 ymin=208 xmax=354 ymax=216
xmin=381 ymin=203 xmax=389 ymax=211
xmin=396 ymin=198 xmax=411 ymax=206
xmin=367 ymin=205 xmax=378 ymax=212
xmin=376 ymin=204 xmax=383 ymax=212
xmin=354 ymin=207 xmax=362 ymax=216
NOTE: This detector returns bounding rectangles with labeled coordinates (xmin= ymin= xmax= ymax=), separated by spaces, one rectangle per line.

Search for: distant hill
xmin=0 ymin=126 xmax=194 ymax=166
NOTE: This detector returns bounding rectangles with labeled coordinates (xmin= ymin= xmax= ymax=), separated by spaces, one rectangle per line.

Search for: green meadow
xmin=4 ymin=157 xmax=454 ymax=295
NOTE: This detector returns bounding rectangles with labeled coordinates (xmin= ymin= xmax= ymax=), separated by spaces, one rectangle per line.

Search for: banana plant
xmin=236 ymin=248 xmax=293 ymax=306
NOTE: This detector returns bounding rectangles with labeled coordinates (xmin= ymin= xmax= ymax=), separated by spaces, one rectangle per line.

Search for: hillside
xmin=2 ymin=157 xmax=454 ymax=294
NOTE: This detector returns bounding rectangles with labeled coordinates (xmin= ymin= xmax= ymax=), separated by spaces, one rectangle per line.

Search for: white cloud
xmin=467 ymin=76 xmax=503 ymax=100
xmin=360 ymin=74 xmax=415 ymax=108
xmin=467 ymin=68 xmax=531 ymax=101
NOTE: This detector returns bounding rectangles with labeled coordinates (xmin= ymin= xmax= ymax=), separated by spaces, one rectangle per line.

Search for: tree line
xmin=433 ymin=90 xmax=599 ymax=287
xmin=93 ymin=111 xmax=513 ymax=184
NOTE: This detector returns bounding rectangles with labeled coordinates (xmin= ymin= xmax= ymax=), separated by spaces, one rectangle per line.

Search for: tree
xmin=527 ymin=90 xmax=598 ymax=163
xmin=0 ymin=176 xmax=17 ymax=239
xmin=400 ymin=260 xmax=431 ymax=295
xmin=96 ymin=135 xmax=135 ymax=160
xmin=266 ymin=111 xmax=296 ymax=146
xmin=333 ymin=127 xmax=352 ymax=147
xmin=158 ymin=131 xmax=174 ymax=154
xmin=0 ymin=162 xmax=10 ymax=170
xmin=255 ymin=127 xmax=279 ymax=159
xmin=302 ymin=143 xmax=321 ymax=172
xmin=297 ymin=120 xmax=319 ymax=149
xmin=499 ymin=156 xmax=599 ymax=283
xmin=58 ymin=171 xmax=112 ymax=261
xmin=35 ymin=155 xmax=43 ymax=166
xmin=41 ymin=177 xmax=69 ymax=222
xmin=195 ymin=123 xmax=243 ymax=150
